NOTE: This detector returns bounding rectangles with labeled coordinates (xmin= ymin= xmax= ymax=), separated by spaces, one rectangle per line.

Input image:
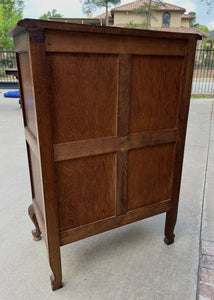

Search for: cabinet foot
xmin=164 ymin=211 xmax=177 ymax=246
xmin=50 ymin=273 xmax=63 ymax=291
xmin=28 ymin=204 xmax=42 ymax=241
xmin=164 ymin=233 xmax=175 ymax=245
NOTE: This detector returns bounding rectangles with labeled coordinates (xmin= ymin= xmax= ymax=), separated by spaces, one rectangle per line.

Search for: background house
xmin=95 ymin=0 xmax=209 ymax=37
xmin=49 ymin=0 xmax=209 ymax=38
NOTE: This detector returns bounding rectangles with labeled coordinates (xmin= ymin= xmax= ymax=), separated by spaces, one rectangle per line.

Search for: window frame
xmin=162 ymin=12 xmax=170 ymax=27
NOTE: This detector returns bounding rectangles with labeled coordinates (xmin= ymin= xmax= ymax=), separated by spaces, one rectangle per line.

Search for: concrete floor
xmin=0 ymin=93 xmax=213 ymax=300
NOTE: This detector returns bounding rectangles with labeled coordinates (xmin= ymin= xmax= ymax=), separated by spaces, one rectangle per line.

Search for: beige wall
xmin=114 ymin=11 xmax=147 ymax=25
xmin=181 ymin=18 xmax=190 ymax=28
xmin=151 ymin=11 xmax=182 ymax=27
xmin=114 ymin=11 xmax=183 ymax=28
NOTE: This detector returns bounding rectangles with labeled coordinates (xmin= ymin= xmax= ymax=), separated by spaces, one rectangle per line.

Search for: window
xmin=162 ymin=12 xmax=170 ymax=27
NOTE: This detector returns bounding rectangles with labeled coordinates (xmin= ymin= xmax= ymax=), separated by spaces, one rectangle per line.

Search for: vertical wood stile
xmin=165 ymin=38 xmax=198 ymax=244
xmin=116 ymin=54 xmax=132 ymax=215
xmin=28 ymin=28 xmax=62 ymax=290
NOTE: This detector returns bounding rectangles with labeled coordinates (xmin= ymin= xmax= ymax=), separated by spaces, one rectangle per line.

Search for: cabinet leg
xmin=164 ymin=211 xmax=176 ymax=245
xmin=28 ymin=204 xmax=42 ymax=241
xmin=49 ymin=249 xmax=63 ymax=291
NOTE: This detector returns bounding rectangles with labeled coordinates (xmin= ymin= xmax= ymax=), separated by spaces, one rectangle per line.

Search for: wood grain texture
xmin=56 ymin=153 xmax=116 ymax=231
xmin=116 ymin=55 xmax=131 ymax=215
xmin=45 ymin=30 xmax=186 ymax=56
xmin=25 ymin=127 xmax=38 ymax=159
xmin=165 ymin=39 xmax=198 ymax=244
xmin=130 ymin=55 xmax=183 ymax=133
xmin=118 ymin=54 xmax=131 ymax=136
xmin=128 ymin=144 xmax=175 ymax=210
xmin=47 ymin=53 xmax=118 ymax=143
xmin=18 ymin=52 xmax=37 ymax=138
xmin=59 ymin=200 xmax=171 ymax=246
xmin=116 ymin=151 xmax=128 ymax=215
xmin=28 ymin=28 xmax=62 ymax=291
xmin=54 ymin=129 xmax=177 ymax=161
xmin=8 ymin=18 xmax=201 ymax=41
xmin=28 ymin=147 xmax=44 ymax=218
xmin=13 ymin=29 xmax=29 ymax=52
xmin=10 ymin=19 xmax=200 ymax=290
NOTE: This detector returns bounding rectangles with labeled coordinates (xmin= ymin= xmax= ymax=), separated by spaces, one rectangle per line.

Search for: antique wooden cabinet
xmin=8 ymin=19 xmax=200 ymax=290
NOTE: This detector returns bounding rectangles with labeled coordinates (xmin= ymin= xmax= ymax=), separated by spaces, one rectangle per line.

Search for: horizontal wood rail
xmin=25 ymin=127 xmax=39 ymax=159
xmin=59 ymin=199 xmax=171 ymax=246
xmin=54 ymin=129 xmax=177 ymax=162
xmin=45 ymin=30 xmax=186 ymax=56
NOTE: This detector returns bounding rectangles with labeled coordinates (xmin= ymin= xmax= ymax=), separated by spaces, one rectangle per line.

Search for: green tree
xmin=125 ymin=21 xmax=149 ymax=29
xmin=0 ymin=0 xmax=24 ymax=49
xmin=39 ymin=9 xmax=63 ymax=20
xmin=133 ymin=0 xmax=165 ymax=28
xmin=188 ymin=11 xmax=196 ymax=27
xmin=81 ymin=0 xmax=121 ymax=26
xmin=195 ymin=23 xmax=209 ymax=32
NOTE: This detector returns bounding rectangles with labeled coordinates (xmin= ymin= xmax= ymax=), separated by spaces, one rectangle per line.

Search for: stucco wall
xmin=113 ymin=11 xmax=147 ymax=25
xmin=181 ymin=18 xmax=190 ymax=28
xmin=113 ymin=11 xmax=183 ymax=27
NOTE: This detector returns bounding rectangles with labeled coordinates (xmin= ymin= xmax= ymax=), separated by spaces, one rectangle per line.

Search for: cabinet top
xmin=8 ymin=18 xmax=201 ymax=41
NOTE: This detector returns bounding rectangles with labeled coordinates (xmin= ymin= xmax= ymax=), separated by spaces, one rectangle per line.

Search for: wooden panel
xmin=45 ymin=30 xmax=186 ymax=56
xmin=8 ymin=19 xmax=201 ymax=41
xmin=13 ymin=30 xmax=29 ymax=52
xmin=28 ymin=147 xmax=44 ymax=219
xmin=118 ymin=54 xmax=131 ymax=136
xmin=47 ymin=53 xmax=118 ymax=143
xmin=116 ymin=55 xmax=131 ymax=215
xmin=28 ymin=29 xmax=62 ymax=289
xmin=59 ymin=199 xmax=171 ymax=246
xmin=25 ymin=127 xmax=38 ymax=159
xmin=130 ymin=55 xmax=183 ymax=133
xmin=54 ymin=129 xmax=177 ymax=161
xmin=18 ymin=52 xmax=37 ymax=138
xmin=56 ymin=153 xmax=116 ymax=231
xmin=165 ymin=39 xmax=198 ymax=239
xmin=128 ymin=144 xmax=175 ymax=211
xmin=116 ymin=151 xmax=128 ymax=215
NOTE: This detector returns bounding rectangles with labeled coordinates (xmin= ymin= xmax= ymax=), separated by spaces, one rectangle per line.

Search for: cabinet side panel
xmin=56 ymin=153 xmax=116 ymax=231
xmin=18 ymin=52 xmax=37 ymax=138
xmin=130 ymin=55 xmax=183 ymax=133
xmin=128 ymin=144 xmax=175 ymax=210
xmin=28 ymin=147 xmax=44 ymax=220
xmin=46 ymin=53 xmax=118 ymax=143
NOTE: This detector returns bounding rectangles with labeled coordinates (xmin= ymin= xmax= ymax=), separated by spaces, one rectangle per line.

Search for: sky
xmin=23 ymin=0 xmax=214 ymax=30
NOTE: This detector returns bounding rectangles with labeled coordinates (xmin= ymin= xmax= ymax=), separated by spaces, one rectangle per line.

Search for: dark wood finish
xmin=56 ymin=153 xmax=116 ymax=231
xmin=47 ymin=53 xmax=118 ymax=143
xmin=9 ymin=19 xmax=200 ymax=290
xmin=60 ymin=200 xmax=171 ymax=246
xmin=28 ymin=28 xmax=62 ymax=291
xmin=128 ymin=144 xmax=175 ymax=210
xmin=164 ymin=39 xmax=198 ymax=245
xmin=25 ymin=127 xmax=38 ymax=159
xmin=130 ymin=56 xmax=183 ymax=133
xmin=54 ymin=129 xmax=177 ymax=161
xmin=45 ymin=30 xmax=186 ymax=56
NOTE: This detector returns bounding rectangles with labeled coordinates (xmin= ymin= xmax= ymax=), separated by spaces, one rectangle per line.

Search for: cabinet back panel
xmin=55 ymin=153 xmax=116 ymax=231
xmin=130 ymin=55 xmax=183 ymax=133
xmin=46 ymin=53 xmax=118 ymax=144
xmin=128 ymin=144 xmax=175 ymax=210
